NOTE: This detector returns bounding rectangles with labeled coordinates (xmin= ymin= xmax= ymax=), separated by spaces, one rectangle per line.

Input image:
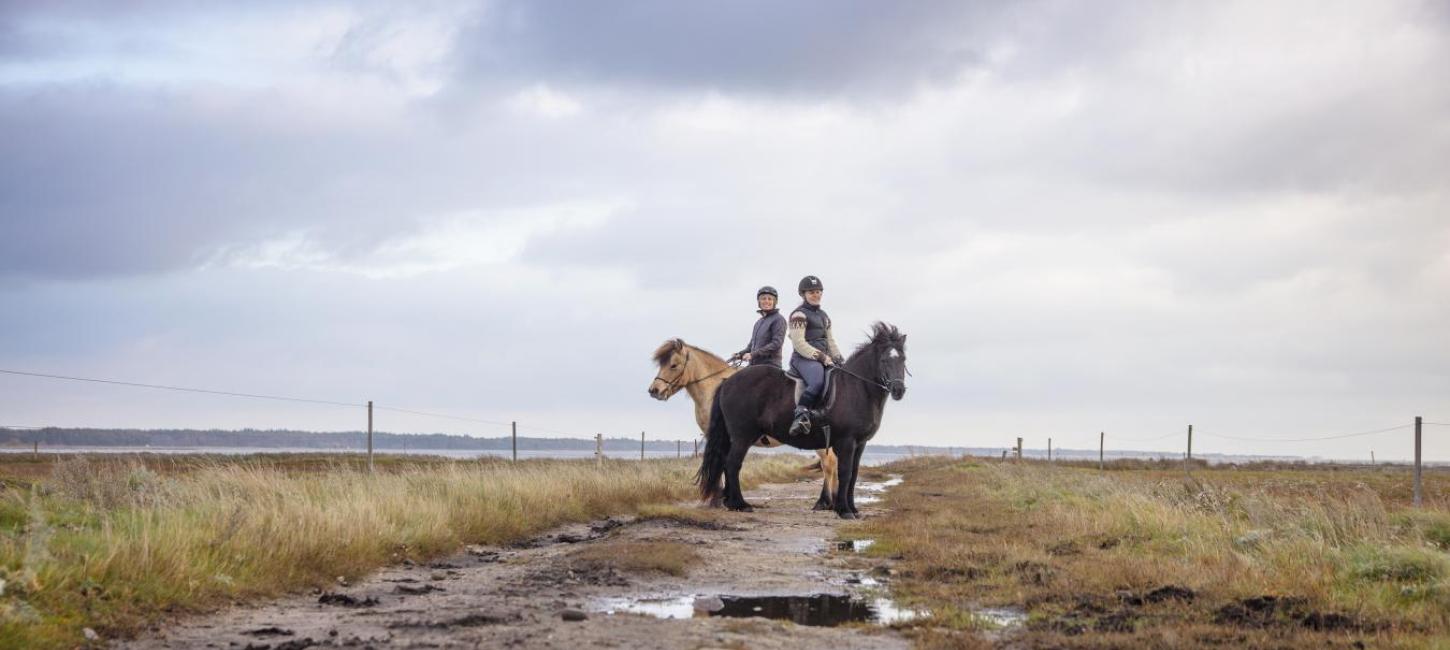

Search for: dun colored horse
xmin=697 ymin=323 xmax=908 ymax=519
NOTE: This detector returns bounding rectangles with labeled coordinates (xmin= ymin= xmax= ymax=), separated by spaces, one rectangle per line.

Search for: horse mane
xmin=651 ymin=339 xmax=727 ymax=367
xmin=850 ymin=322 xmax=906 ymax=360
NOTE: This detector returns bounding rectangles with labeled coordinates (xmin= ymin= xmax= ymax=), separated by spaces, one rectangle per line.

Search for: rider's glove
xmin=832 ymin=355 xmax=845 ymax=365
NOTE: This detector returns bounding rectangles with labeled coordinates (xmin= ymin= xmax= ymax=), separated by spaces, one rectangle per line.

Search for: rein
xmin=831 ymin=364 xmax=892 ymax=392
xmin=654 ymin=349 xmax=739 ymax=392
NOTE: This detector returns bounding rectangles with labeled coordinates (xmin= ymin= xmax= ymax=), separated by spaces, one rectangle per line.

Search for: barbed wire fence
xmin=0 ymin=368 xmax=704 ymax=471
xmin=2 ymin=367 xmax=1445 ymax=505
xmin=1004 ymin=419 xmax=1445 ymax=507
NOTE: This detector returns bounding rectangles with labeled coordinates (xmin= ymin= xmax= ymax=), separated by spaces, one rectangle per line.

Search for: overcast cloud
xmin=1 ymin=0 xmax=1447 ymax=460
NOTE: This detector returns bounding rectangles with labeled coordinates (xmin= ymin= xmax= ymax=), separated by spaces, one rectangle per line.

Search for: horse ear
xmin=672 ymin=339 xmax=685 ymax=351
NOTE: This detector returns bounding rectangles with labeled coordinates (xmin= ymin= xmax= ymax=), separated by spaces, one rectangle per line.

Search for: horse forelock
xmin=651 ymin=339 xmax=684 ymax=367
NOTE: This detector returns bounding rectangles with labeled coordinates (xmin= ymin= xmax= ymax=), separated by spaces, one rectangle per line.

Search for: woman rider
xmin=787 ymin=275 xmax=844 ymax=435
xmin=729 ymin=286 xmax=786 ymax=368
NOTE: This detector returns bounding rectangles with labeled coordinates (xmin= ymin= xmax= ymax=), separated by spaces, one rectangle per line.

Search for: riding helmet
xmin=797 ymin=275 xmax=823 ymax=295
xmin=757 ymin=286 xmax=778 ymax=299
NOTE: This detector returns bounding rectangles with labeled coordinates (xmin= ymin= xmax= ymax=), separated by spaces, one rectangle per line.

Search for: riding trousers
xmin=790 ymin=354 xmax=827 ymax=408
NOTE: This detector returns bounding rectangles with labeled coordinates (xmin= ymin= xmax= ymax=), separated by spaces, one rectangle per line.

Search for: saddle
xmin=784 ymin=366 xmax=839 ymax=412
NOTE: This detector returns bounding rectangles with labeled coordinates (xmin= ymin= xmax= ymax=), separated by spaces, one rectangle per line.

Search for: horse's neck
xmin=834 ymin=351 xmax=887 ymax=417
xmin=682 ymin=349 xmax=733 ymax=404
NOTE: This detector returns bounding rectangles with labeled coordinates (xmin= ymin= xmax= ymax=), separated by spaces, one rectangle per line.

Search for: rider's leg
xmin=789 ymin=356 xmax=825 ymax=435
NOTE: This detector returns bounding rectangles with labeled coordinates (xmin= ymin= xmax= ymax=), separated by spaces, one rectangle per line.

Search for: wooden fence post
xmin=641 ymin=431 xmax=646 ymax=461
xmin=677 ymin=440 xmax=682 ymax=458
xmin=1185 ymin=424 xmax=1193 ymax=475
xmin=1015 ymin=437 xmax=1023 ymax=462
xmin=367 ymin=400 xmax=374 ymax=474
xmin=694 ymin=439 xmax=699 ymax=457
xmin=1099 ymin=431 xmax=1104 ymax=470
xmin=511 ymin=421 xmax=517 ymax=462
xmin=1414 ymin=416 xmax=1423 ymax=507
xmin=596 ymin=433 xmax=603 ymax=468
xmin=1048 ymin=438 xmax=1053 ymax=462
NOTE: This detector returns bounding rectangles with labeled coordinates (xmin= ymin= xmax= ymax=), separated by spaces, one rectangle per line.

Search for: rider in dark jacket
xmin=787 ymin=275 xmax=844 ymax=435
xmin=730 ymin=286 xmax=786 ymax=368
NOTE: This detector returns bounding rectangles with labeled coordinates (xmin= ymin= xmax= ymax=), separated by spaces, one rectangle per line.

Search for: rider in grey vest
xmin=730 ymin=286 xmax=786 ymax=368
xmin=787 ymin=275 xmax=844 ymax=435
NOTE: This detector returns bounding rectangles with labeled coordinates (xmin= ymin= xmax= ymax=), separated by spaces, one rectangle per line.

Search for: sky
xmin=1 ymin=0 xmax=1448 ymax=460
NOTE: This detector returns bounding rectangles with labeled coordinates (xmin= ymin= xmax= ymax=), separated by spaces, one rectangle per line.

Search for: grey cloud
xmin=452 ymin=0 xmax=1000 ymax=97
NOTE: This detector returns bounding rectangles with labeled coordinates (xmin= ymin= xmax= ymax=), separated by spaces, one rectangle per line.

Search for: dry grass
xmin=635 ymin=503 xmax=740 ymax=529
xmin=0 ymin=453 xmax=810 ymax=649
xmin=855 ymin=457 xmax=1450 ymax=648
xmin=568 ymin=540 xmax=700 ymax=576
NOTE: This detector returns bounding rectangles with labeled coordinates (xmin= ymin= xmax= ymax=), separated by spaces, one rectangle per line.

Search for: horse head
xmin=854 ymin=322 xmax=908 ymax=401
xmin=648 ymin=339 xmax=690 ymax=400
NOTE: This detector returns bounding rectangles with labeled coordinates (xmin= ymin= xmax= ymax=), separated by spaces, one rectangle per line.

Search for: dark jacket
xmin=796 ymin=302 xmax=831 ymax=353
xmin=739 ymin=308 xmax=786 ymax=367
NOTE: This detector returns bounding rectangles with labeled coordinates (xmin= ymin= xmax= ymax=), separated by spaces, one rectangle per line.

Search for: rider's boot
xmin=789 ymin=405 xmax=813 ymax=436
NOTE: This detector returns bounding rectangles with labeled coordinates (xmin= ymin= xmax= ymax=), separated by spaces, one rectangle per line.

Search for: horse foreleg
xmin=847 ymin=443 xmax=866 ymax=514
xmin=831 ymin=438 xmax=858 ymax=519
xmin=813 ymin=448 xmax=838 ymax=511
xmin=723 ymin=443 xmax=754 ymax=512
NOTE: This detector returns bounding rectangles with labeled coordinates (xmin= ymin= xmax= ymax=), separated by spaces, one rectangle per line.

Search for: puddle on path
xmin=594 ymin=593 xmax=925 ymax=627
xmin=834 ymin=539 xmax=876 ymax=552
xmin=972 ymin=606 xmax=1027 ymax=629
xmin=855 ymin=475 xmax=904 ymax=504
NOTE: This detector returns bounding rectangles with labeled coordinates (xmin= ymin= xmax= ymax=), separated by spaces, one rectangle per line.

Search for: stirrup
xmin=789 ymin=409 xmax=812 ymax=436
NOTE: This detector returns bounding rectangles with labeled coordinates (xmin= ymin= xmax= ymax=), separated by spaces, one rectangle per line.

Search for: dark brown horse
xmin=697 ymin=323 xmax=908 ymax=519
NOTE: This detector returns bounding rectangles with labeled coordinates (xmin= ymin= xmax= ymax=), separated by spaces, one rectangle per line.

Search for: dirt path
xmin=124 ymin=477 xmax=911 ymax=649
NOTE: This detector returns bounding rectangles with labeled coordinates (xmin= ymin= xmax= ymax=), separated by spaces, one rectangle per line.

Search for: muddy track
xmin=124 ymin=478 xmax=910 ymax=649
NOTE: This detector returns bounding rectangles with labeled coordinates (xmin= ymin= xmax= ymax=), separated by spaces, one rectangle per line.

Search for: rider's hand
xmin=832 ymin=355 xmax=845 ymax=366
xmin=821 ymin=355 xmax=834 ymax=367
xmin=742 ymin=353 xmax=752 ymax=361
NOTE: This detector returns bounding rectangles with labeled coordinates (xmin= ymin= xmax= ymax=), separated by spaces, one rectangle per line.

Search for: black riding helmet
xmin=797 ymin=275 xmax=823 ymax=295
xmin=757 ymin=286 xmax=778 ymax=299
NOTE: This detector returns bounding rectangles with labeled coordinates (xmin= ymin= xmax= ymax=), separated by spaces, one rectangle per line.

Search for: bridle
xmin=653 ymin=349 xmax=739 ymax=394
xmin=830 ymin=354 xmax=909 ymax=394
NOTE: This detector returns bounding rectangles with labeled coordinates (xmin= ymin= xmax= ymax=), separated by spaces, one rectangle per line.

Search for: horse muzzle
xmin=888 ymin=379 xmax=907 ymax=401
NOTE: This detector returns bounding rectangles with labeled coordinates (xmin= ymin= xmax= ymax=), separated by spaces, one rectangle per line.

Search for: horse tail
xmin=695 ymin=390 xmax=730 ymax=503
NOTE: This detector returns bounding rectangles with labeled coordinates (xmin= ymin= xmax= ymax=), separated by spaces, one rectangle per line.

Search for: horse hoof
xmin=727 ymin=503 xmax=755 ymax=512
xmin=835 ymin=511 xmax=860 ymax=520
xmin=812 ymin=501 xmax=832 ymax=511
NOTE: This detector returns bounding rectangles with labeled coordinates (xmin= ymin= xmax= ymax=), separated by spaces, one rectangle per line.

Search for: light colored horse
xmin=648 ymin=339 xmax=836 ymax=496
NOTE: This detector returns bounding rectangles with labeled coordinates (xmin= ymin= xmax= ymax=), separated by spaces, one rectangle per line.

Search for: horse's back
xmin=718 ymin=365 xmax=795 ymax=433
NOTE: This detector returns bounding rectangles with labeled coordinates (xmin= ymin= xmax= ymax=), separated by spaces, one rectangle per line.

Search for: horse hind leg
xmin=723 ymin=442 xmax=755 ymax=512
xmin=812 ymin=448 xmax=839 ymax=511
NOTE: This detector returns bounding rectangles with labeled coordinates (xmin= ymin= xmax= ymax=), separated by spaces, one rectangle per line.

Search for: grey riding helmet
xmin=757 ymin=286 xmax=778 ymax=299
xmin=797 ymin=275 xmax=823 ymax=295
